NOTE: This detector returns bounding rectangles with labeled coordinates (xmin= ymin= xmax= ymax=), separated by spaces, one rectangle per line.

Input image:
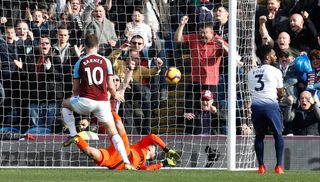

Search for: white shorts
xmin=69 ymin=96 xmax=113 ymax=123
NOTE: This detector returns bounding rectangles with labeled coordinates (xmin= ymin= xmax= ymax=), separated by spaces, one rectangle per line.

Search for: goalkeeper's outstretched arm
xmin=138 ymin=134 xmax=180 ymax=159
xmin=137 ymin=134 xmax=180 ymax=168
xmin=139 ymin=157 xmax=177 ymax=170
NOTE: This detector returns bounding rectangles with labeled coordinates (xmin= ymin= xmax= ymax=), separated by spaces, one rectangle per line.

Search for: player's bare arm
xmin=277 ymin=87 xmax=285 ymax=102
xmin=72 ymin=79 xmax=80 ymax=96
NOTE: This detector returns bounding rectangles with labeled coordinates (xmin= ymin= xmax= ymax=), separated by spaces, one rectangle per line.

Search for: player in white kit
xmin=248 ymin=45 xmax=285 ymax=174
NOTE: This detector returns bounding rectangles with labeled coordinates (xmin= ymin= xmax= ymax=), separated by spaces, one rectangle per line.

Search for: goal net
xmin=0 ymin=0 xmax=257 ymax=169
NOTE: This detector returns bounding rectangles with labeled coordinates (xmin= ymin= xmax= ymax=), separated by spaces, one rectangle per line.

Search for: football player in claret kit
xmin=68 ymin=111 xmax=180 ymax=170
xmin=248 ymin=45 xmax=285 ymax=174
xmin=61 ymin=34 xmax=135 ymax=170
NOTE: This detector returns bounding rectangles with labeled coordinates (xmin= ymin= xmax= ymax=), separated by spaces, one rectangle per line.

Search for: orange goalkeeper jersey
xmin=96 ymin=133 xmax=166 ymax=170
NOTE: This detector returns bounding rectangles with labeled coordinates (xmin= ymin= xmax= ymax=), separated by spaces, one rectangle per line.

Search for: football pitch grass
xmin=0 ymin=169 xmax=319 ymax=182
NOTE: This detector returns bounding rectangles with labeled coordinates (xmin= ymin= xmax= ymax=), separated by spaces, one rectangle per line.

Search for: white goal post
xmin=227 ymin=0 xmax=238 ymax=170
xmin=227 ymin=0 xmax=257 ymax=170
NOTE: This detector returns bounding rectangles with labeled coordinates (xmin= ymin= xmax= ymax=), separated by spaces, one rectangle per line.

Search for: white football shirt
xmin=248 ymin=64 xmax=283 ymax=103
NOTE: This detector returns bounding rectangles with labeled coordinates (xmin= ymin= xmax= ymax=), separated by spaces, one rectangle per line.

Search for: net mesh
xmin=0 ymin=0 xmax=257 ymax=169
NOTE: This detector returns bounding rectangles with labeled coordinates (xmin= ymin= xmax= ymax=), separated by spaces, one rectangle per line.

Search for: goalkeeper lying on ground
xmin=68 ymin=111 xmax=180 ymax=170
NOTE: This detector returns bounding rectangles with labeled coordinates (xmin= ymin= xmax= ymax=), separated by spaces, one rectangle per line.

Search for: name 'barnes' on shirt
xmin=82 ymin=58 xmax=102 ymax=65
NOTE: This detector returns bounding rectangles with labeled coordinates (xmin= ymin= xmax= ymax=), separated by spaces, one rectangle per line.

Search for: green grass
xmin=0 ymin=169 xmax=319 ymax=182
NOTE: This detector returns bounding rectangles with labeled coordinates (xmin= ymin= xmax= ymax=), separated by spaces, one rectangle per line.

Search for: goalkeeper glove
xmin=163 ymin=147 xmax=180 ymax=161
xmin=161 ymin=157 xmax=176 ymax=167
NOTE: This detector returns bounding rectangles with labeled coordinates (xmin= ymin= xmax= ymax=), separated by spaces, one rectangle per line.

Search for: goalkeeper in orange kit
xmin=69 ymin=111 xmax=180 ymax=170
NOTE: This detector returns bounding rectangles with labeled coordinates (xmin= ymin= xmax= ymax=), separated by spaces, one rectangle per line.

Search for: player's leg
xmin=61 ymin=98 xmax=77 ymax=137
xmin=62 ymin=97 xmax=92 ymax=147
xmin=104 ymin=120 xmax=135 ymax=169
xmin=94 ymin=102 xmax=134 ymax=169
xmin=68 ymin=134 xmax=103 ymax=161
xmin=273 ymin=132 xmax=284 ymax=174
xmin=254 ymin=134 xmax=265 ymax=162
xmin=269 ymin=124 xmax=284 ymax=168
xmin=251 ymin=112 xmax=267 ymax=165
xmin=103 ymin=122 xmax=129 ymax=163
xmin=112 ymin=111 xmax=126 ymax=136
xmin=251 ymin=105 xmax=268 ymax=173
xmin=267 ymin=106 xmax=284 ymax=174
xmin=112 ymin=111 xmax=131 ymax=154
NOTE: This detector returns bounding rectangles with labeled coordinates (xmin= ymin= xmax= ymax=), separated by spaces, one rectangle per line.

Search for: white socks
xmin=62 ymin=108 xmax=77 ymax=136
xmin=111 ymin=134 xmax=130 ymax=164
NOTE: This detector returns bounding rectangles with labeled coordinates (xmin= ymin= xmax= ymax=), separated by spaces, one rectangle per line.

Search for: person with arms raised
xmin=175 ymin=15 xmax=228 ymax=121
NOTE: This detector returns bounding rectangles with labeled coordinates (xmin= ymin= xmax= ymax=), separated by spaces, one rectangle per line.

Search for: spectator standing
xmin=115 ymin=34 xmax=163 ymax=134
xmin=16 ymin=34 xmax=63 ymax=134
xmin=248 ymin=45 xmax=285 ymax=174
xmin=52 ymin=25 xmax=80 ymax=99
xmin=275 ymin=50 xmax=299 ymax=135
xmin=82 ymin=0 xmax=117 ymax=55
xmin=213 ymin=4 xmax=229 ymax=41
xmin=0 ymin=26 xmax=25 ymax=131
xmin=51 ymin=25 xmax=83 ymax=133
xmin=214 ymin=4 xmax=246 ymax=134
xmin=148 ymin=25 xmax=168 ymax=102
xmin=108 ymin=45 xmax=136 ymax=114
xmin=142 ymin=0 xmax=170 ymax=101
xmin=109 ymin=40 xmax=142 ymax=134
xmin=64 ymin=0 xmax=86 ymax=46
xmin=130 ymin=49 xmax=162 ymax=134
xmin=213 ymin=4 xmax=229 ymax=127
xmin=175 ymin=15 xmax=228 ymax=115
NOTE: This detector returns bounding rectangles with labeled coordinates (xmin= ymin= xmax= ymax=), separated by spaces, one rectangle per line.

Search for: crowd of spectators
xmin=0 ymin=0 xmax=319 ymax=136
xmin=255 ymin=0 xmax=320 ymax=135
xmin=0 ymin=0 xmax=171 ymax=135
